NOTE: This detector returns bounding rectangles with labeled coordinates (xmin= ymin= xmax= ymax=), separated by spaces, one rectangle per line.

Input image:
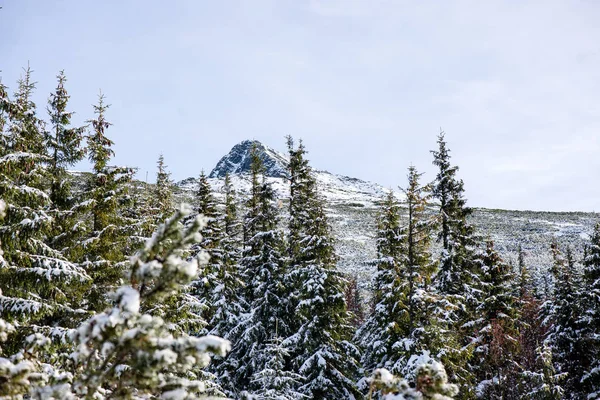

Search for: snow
xmin=116 ymin=286 xmax=140 ymax=314
xmin=161 ymin=389 xmax=187 ymax=400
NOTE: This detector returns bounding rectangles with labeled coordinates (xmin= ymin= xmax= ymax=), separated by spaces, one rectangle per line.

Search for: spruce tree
xmin=0 ymin=205 xmax=231 ymax=398
xmin=356 ymin=191 xmax=403 ymax=376
xmin=285 ymin=137 xmax=360 ymax=399
xmin=474 ymin=241 xmax=519 ymax=399
xmin=0 ymin=68 xmax=89 ymax=352
xmin=187 ymin=171 xmax=222 ymax=328
xmin=545 ymin=242 xmax=587 ymax=398
xmin=581 ymin=223 xmax=600 ymax=398
xmin=345 ymin=274 xmax=366 ymax=328
xmin=44 ymin=71 xmax=86 ymax=257
xmin=207 ymin=172 xmax=245 ymax=339
xmin=150 ymin=154 xmax=174 ymax=225
xmin=80 ymin=93 xmax=135 ymax=312
xmin=430 ymin=132 xmax=482 ymax=319
xmin=430 ymin=132 xmax=480 ymax=399
xmin=221 ymin=147 xmax=295 ymax=396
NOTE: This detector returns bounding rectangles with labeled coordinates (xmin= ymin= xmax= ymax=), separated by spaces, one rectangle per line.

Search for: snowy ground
xmin=175 ymin=173 xmax=599 ymax=291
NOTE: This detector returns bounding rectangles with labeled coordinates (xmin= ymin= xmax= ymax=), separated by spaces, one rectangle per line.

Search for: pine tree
xmin=222 ymin=148 xmax=294 ymax=396
xmin=430 ymin=131 xmax=482 ymax=320
xmin=207 ymin=172 xmax=245 ymax=339
xmin=150 ymin=154 xmax=174 ymax=225
xmin=0 ymin=205 xmax=231 ymax=398
xmin=581 ymin=223 xmax=600 ymax=398
xmin=345 ymin=274 xmax=366 ymax=328
xmin=285 ymin=137 xmax=361 ymax=399
xmin=518 ymin=244 xmax=534 ymax=299
xmin=545 ymin=242 xmax=587 ymax=398
xmin=44 ymin=71 xmax=86 ymax=257
xmin=249 ymin=337 xmax=306 ymax=400
xmin=80 ymin=93 xmax=135 ymax=312
xmin=395 ymin=166 xmax=438 ymax=359
xmin=356 ymin=191 xmax=404 ymax=377
xmin=187 ymin=171 xmax=223 ymax=328
xmin=474 ymin=241 xmax=519 ymax=399
xmin=430 ymin=132 xmax=482 ymax=399
xmin=369 ymin=361 xmax=459 ymax=400
xmin=0 ymin=68 xmax=89 ymax=353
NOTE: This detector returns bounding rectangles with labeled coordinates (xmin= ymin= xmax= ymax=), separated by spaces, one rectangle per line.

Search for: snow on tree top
xmin=209 ymin=140 xmax=289 ymax=178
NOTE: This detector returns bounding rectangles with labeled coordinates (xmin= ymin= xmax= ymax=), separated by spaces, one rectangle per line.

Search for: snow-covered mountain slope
xmin=177 ymin=140 xmax=598 ymax=287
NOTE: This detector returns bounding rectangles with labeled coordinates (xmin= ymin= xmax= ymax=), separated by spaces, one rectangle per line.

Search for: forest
xmin=1 ymin=68 xmax=599 ymax=400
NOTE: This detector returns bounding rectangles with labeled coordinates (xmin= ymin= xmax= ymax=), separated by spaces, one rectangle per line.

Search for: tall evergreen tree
xmin=188 ymin=171 xmax=222 ymax=327
xmin=150 ymin=154 xmax=174 ymax=225
xmin=430 ymin=132 xmax=481 ymax=319
xmin=221 ymin=147 xmax=296 ymax=397
xmin=545 ymin=242 xmax=587 ymax=398
xmin=345 ymin=274 xmax=366 ymax=328
xmin=474 ymin=241 xmax=519 ymax=399
xmin=581 ymin=223 xmax=600 ymax=398
xmin=207 ymin=172 xmax=245 ymax=339
xmin=356 ymin=191 xmax=404 ymax=376
xmin=80 ymin=93 xmax=135 ymax=312
xmin=430 ymin=132 xmax=481 ymax=399
xmin=285 ymin=137 xmax=361 ymax=399
xmin=0 ymin=68 xmax=89 ymax=352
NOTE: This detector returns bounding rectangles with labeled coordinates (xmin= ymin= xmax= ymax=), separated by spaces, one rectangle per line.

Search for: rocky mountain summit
xmin=209 ymin=140 xmax=289 ymax=178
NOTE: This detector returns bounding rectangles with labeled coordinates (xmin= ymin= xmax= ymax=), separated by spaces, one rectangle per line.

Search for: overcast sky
xmin=2 ymin=0 xmax=599 ymax=212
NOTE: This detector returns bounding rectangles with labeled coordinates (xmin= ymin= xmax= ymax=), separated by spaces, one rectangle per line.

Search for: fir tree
xmin=0 ymin=68 xmax=89 ymax=353
xmin=545 ymin=242 xmax=587 ymax=398
xmin=80 ymin=93 xmax=135 ymax=312
xmin=356 ymin=191 xmax=404 ymax=376
xmin=0 ymin=205 xmax=231 ymax=398
xmin=474 ymin=241 xmax=519 ymax=399
xmin=430 ymin=131 xmax=482 ymax=318
xmin=221 ymin=147 xmax=294 ymax=396
xmin=188 ymin=171 xmax=222 ymax=328
xmin=150 ymin=154 xmax=174 ymax=225
xmin=248 ymin=337 xmax=306 ymax=400
xmin=285 ymin=137 xmax=361 ymax=400
xmin=581 ymin=223 xmax=600 ymax=398
xmin=345 ymin=274 xmax=366 ymax=328
xmin=44 ymin=71 xmax=86 ymax=257
xmin=207 ymin=172 xmax=245 ymax=339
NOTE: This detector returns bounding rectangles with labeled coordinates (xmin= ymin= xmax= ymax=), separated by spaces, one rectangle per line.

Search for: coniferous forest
xmin=1 ymin=68 xmax=599 ymax=400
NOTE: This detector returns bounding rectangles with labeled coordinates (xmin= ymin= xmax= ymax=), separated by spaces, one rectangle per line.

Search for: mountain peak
xmin=209 ymin=140 xmax=289 ymax=178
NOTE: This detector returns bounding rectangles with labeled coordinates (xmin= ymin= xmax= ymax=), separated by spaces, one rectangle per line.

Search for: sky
xmin=1 ymin=0 xmax=599 ymax=212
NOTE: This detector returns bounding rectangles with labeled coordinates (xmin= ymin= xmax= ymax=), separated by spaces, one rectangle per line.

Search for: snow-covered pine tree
xmin=370 ymin=167 xmax=462 ymax=388
xmin=0 ymin=204 xmax=231 ymax=398
xmin=207 ymin=172 xmax=246 ymax=339
xmin=544 ymin=242 xmax=587 ymax=399
xmin=187 ymin=171 xmax=223 ymax=329
xmin=474 ymin=240 xmax=519 ymax=399
xmin=222 ymin=147 xmax=297 ymax=397
xmin=369 ymin=361 xmax=459 ymax=400
xmin=44 ymin=71 xmax=87 ymax=258
xmin=249 ymin=337 xmax=306 ymax=400
xmin=345 ymin=274 xmax=366 ymax=328
xmin=285 ymin=137 xmax=361 ymax=400
xmin=430 ymin=132 xmax=482 ymax=318
xmin=150 ymin=154 xmax=174 ymax=225
xmin=0 ymin=68 xmax=90 ymax=353
xmin=80 ymin=93 xmax=135 ymax=312
xmin=430 ymin=132 xmax=482 ymax=399
xmin=581 ymin=223 xmax=600 ymax=398
xmin=517 ymin=244 xmax=534 ymax=299
xmin=356 ymin=191 xmax=404 ymax=377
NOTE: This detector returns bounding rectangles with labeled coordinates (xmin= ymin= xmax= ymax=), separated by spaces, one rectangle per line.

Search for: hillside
xmin=174 ymin=140 xmax=599 ymax=288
